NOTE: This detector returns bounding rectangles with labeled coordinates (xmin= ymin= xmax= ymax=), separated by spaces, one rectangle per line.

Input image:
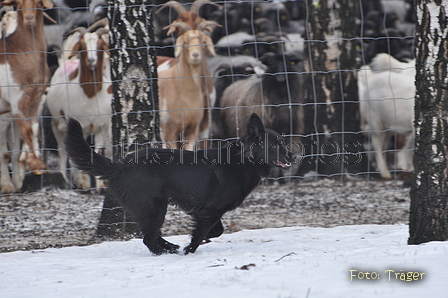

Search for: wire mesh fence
xmin=0 ymin=0 xmax=414 ymax=252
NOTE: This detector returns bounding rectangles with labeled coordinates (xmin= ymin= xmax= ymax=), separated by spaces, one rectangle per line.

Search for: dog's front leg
xmin=184 ymin=215 xmax=223 ymax=254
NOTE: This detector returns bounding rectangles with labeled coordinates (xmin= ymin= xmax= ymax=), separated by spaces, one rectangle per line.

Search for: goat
xmin=221 ymin=51 xmax=304 ymax=138
xmin=0 ymin=0 xmax=53 ymax=174
xmin=45 ymin=27 xmax=112 ymax=189
xmin=216 ymin=31 xmax=304 ymax=61
xmin=258 ymin=1 xmax=303 ymax=34
xmin=0 ymin=113 xmax=23 ymax=193
xmin=220 ymin=51 xmax=305 ymax=178
xmin=0 ymin=10 xmax=17 ymax=38
xmin=158 ymin=21 xmax=217 ymax=150
xmin=156 ymin=0 xmax=220 ymax=36
xmin=208 ymin=1 xmax=264 ymax=44
xmin=58 ymin=17 xmax=109 ymax=64
xmin=0 ymin=11 xmax=21 ymax=193
xmin=215 ymin=31 xmax=254 ymax=56
xmin=207 ymin=54 xmax=266 ymax=140
xmin=369 ymin=52 xmax=415 ymax=75
xmin=358 ymin=54 xmax=415 ymax=179
xmin=40 ymin=19 xmax=110 ymax=161
xmin=43 ymin=2 xmax=105 ymax=73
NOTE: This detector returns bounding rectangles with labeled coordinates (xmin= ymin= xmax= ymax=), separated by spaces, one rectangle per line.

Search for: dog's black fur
xmin=65 ymin=113 xmax=296 ymax=255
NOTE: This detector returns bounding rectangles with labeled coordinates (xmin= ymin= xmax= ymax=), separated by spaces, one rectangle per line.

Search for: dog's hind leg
xmin=138 ymin=200 xmax=178 ymax=255
xmin=184 ymin=214 xmax=223 ymax=254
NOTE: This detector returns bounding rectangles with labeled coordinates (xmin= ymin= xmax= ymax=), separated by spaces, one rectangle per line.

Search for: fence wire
xmin=0 ymin=0 xmax=414 ymax=252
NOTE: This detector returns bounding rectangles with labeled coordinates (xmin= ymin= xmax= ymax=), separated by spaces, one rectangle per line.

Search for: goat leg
xmin=14 ymin=116 xmax=47 ymax=173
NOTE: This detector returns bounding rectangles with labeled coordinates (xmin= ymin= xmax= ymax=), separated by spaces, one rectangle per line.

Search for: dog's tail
xmin=65 ymin=118 xmax=114 ymax=179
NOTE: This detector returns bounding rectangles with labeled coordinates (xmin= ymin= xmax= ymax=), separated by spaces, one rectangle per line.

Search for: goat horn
xmin=163 ymin=21 xmax=191 ymax=33
xmin=43 ymin=12 xmax=57 ymax=24
xmin=190 ymin=0 xmax=221 ymax=14
xmin=87 ymin=17 xmax=109 ymax=32
xmin=156 ymin=1 xmax=186 ymax=14
xmin=96 ymin=27 xmax=109 ymax=38
xmin=197 ymin=20 xmax=221 ymax=32
xmin=64 ymin=27 xmax=87 ymax=38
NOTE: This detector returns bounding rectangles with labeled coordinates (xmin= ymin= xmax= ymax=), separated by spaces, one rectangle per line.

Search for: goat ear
xmin=174 ymin=46 xmax=181 ymax=57
xmin=166 ymin=25 xmax=177 ymax=36
xmin=174 ymin=35 xmax=185 ymax=58
xmin=68 ymin=51 xmax=77 ymax=60
xmin=164 ymin=21 xmax=191 ymax=36
xmin=68 ymin=42 xmax=80 ymax=60
xmin=102 ymin=43 xmax=109 ymax=55
xmin=1 ymin=0 xmax=16 ymax=7
xmin=103 ymin=43 xmax=110 ymax=56
xmin=42 ymin=0 xmax=53 ymax=9
xmin=0 ymin=12 xmax=17 ymax=38
xmin=204 ymin=35 xmax=216 ymax=57
xmin=101 ymin=36 xmax=109 ymax=45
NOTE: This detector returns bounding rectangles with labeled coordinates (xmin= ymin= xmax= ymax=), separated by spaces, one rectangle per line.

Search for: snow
xmin=1 ymin=224 xmax=446 ymax=298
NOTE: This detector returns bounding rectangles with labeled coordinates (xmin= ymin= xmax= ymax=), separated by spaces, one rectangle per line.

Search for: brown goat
xmin=0 ymin=0 xmax=53 ymax=173
xmin=156 ymin=0 xmax=220 ymax=36
xmin=158 ymin=22 xmax=217 ymax=150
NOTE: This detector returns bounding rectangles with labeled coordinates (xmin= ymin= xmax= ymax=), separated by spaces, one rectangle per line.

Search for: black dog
xmin=65 ymin=113 xmax=297 ymax=255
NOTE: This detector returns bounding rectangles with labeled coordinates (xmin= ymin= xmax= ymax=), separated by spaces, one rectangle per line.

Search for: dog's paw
xmin=168 ymin=247 xmax=179 ymax=254
xmin=183 ymin=244 xmax=198 ymax=255
xmin=158 ymin=237 xmax=180 ymax=253
xmin=149 ymin=245 xmax=179 ymax=256
xmin=150 ymin=248 xmax=166 ymax=256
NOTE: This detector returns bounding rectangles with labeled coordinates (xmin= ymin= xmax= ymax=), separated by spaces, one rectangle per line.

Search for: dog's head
xmin=240 ymin=113 xmax=297 ymax=168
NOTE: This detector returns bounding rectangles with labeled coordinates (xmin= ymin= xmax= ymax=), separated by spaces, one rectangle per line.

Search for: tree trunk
xmin=300 ymin=0 xmax=368 ymax=177
xmin=408 ymin=1 xmax=448 ymax=245
xmin=96 ymin=0 xmax=160 ymax=239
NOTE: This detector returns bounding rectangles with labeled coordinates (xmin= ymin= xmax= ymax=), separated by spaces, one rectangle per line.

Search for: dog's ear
xmin=245 ymin=113 xmax=266 ymax=140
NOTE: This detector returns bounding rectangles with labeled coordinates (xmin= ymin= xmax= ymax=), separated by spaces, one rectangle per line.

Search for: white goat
xmin=0 ymin=113 xmax=23 ymax=193
xmin=45 ymin=27 xmax=112 ymax=189
xmin=158 ymin=21 xmax=217 ymax=150
xmin=358 ymin=54 xmax=415 ymax=179
xmin=0 ymin=11 xmax=20 ymax=193
xmin=369 ymin=53 xmax=415 ymax=75
xmin=0 ymin=0 xmax=53 ymax=174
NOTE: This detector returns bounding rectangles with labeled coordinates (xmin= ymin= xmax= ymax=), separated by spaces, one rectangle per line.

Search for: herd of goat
xmin=0 ymin=0 xmax=416 ymax=193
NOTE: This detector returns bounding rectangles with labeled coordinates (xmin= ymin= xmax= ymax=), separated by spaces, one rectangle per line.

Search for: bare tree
xmin=97 ymin=0 xmax=160 ymax=238
xmin=409 ymin=1 xmax=448 ymax=245
xmin=301 ymin=0 xmax=368 ymax=176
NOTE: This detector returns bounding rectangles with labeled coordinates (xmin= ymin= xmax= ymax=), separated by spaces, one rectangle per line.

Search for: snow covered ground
xmin=0 ymin=179 xmax=410 ymax=252
xmin=1 ymin=224 xmax=446 ymax=298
